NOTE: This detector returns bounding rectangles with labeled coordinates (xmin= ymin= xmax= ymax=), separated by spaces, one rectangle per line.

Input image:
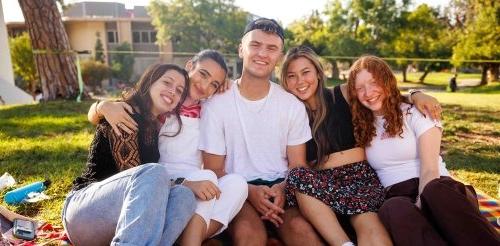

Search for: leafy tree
xmin=287 ymin=11 xmax=328 ymax=54
xmin=9 ymin=32 xmax=39 ymax=98
xmin=110 ymin=42 xmax=134 ymax=83
xmin=392 ymin=4 xmax=453 ymax=83
xmin=94 ymin=32 xmax=105 ymax=63
xmin=286 ymin=11 xmax=341 ymax=78
xmin=323 ymin=0 xmax=367 ymax=57
xmin=148 ymin=0 xmax=248 ymax=53
xmin=452 ymin=0 xmax=500 ymax=85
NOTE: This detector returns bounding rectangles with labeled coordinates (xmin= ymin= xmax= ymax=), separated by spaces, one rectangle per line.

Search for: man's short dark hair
xmin=243 ymin=17 xmax=284 ymax=42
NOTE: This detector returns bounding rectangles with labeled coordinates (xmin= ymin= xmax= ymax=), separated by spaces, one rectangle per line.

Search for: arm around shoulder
xmin=88 ymin=100 xmax=138 ymax=136
xmin=407 ymin=91 xmax=442 ymax=121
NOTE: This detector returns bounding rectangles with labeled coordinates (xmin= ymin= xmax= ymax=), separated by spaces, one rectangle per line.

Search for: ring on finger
xmin=117 ymin=122 xmax=124 ymax=127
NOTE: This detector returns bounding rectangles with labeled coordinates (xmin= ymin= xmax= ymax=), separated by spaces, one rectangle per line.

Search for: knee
xmin=422 ymin=177 xmax=462 ymax=198
xmin=197 ymin=169 xmax=218 ymax=184
xmin=232 ymin=221 xmax=267 ymax=244
xmin=283 ymin=213 xmax=315 ymax=236
xmin=170 ymin=185 xmax=196 ymax=213
xmin=421 ymin=178 xmax=472 ymax=210
xmin=222 ymin=174 xmax=248 ymax=198
xmin=379 ymin=197 xmax=414 ymax=224
xmin=133 ymin=163 xmax=170 ymax=186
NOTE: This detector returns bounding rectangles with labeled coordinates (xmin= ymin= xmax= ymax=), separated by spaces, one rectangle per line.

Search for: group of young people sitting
xmin=61 ymin=18 xmax=499 ymax=246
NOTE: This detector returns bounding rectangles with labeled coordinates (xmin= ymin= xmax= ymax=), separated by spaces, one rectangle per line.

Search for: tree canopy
xmin=148 ymin=0 xmax=248 ymax=53
xmin=285 ymin=0 xmax=499 ymax=83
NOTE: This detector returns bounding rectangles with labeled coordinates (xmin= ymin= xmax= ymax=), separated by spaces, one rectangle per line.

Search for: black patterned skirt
xmin=285 ymin=161 xmax=385 ymax=215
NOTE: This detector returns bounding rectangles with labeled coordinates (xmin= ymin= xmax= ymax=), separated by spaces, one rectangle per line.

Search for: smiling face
xmin=285 ymin=57 xmax=319 ymax=103
xmin=239 ymin=30 xmax=283 ymax=79
xmin=149 ymin=69 xmax=187 ymax=116
xmin=187 ymin=59 xmax=227 ymax=101
xmin=354 ymin=69 xmax=386 ymax=115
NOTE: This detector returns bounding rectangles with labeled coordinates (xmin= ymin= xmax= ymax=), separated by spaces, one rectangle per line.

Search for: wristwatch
xmin=174 ymin=177 xmax=186 ymax=185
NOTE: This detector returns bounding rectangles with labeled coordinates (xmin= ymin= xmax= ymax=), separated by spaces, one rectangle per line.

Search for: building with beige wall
xmin=7 ymin=1 xmax=174 ymax=82
xmin=7 ymin=1 xmax=240 ymax=87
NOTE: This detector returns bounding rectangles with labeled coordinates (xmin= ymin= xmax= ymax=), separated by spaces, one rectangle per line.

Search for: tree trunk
xmin=480 ymin=63 xmax=488 ymax=85
xmin=402 ymin=64 xmax=408 ymax=82
xmin=418 ymin=65 xmax=431 ymax=83
xmin=18 ymin=0 xmax=79 ymax=101
xmin=488 ymin=63 xmax=499 ymax=82
xmin=331 ymin=60 xmax=340 ymax=80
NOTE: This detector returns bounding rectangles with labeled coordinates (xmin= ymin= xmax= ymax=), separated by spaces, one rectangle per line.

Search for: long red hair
xmin=347 ymin=55 xmax=405 ymax=147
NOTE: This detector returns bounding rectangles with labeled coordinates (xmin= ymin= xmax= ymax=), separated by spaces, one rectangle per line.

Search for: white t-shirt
xmin=366 ymin=103 xmax=450 ymax=188
xmin=158 ymin=115 xmax=202 ymax=176
xmin=199 ymin=81 xmax=312 ymax=181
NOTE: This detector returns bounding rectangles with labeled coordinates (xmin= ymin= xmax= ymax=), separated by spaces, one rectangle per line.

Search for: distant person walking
xmin=449 ymin=73 xmax=458 ymax=92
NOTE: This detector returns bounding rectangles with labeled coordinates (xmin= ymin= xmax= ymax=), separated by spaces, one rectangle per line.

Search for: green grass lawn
xmin=328 ymin=72 xmax=485 ymax=90
xmin=395 ymin=72 xmax=482 ymax=87
xmin=0 ymin=91 xmax=499 ymax=226
xmin=0 ymin=101 xmax=94 ymax=224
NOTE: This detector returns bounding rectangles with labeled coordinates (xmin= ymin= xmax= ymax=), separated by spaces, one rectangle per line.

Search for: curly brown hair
xmin=347 ymin=55 xmax=405 ymax=147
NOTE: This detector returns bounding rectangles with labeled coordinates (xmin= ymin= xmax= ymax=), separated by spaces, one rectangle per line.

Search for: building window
xmin=141 ymin=31 xmax=150 ymax=43
xmin=133 ymin=31 xmax=141 ymax=43
xmin=107 ymin=31 xmax=118 ymax=43
xmin=150 ymin=31 xmax=157 ymax=43
xmin=132 ymin=30 xmax=157 ymax=44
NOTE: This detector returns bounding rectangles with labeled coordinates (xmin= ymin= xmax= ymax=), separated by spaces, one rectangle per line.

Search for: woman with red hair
xmin=348 ymin=55 xmax=499 ymax=246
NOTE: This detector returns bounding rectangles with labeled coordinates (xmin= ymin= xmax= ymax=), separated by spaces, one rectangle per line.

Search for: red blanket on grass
xmin=2 ymin=191 xmax=498 ymax=245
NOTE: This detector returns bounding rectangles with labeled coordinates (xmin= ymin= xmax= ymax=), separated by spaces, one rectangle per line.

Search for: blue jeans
xmin=62 ymin=164 xmax=196 ymax=246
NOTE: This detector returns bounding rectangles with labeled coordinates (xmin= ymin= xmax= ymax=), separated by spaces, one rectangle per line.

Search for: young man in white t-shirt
xmin=199 ymin=18 xmax=324 ymax=245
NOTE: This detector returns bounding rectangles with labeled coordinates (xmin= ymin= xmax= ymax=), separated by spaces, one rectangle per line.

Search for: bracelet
xmin=408 ymin=89 xmax=423 ymax=104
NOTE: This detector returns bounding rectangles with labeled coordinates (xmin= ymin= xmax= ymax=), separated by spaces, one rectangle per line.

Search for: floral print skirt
xmin=285 ymin=161 xmax=384 ymax=215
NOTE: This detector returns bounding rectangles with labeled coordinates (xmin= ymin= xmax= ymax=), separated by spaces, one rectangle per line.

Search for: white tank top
xmin=158 ymin=115 xmax=202 ymax=176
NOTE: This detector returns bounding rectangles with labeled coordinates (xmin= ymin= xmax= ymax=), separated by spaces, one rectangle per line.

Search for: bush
xmin=81 ymin=60 xmax=110 ymax=91
xmin=110 ymin=42 xmax=134 ymax=83
xmin=9 ymin=32 xmax=38 ymax=97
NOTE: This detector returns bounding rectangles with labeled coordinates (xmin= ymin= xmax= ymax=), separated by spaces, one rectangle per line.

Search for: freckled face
xmin=354 ymin=69 xmax=386 ymax=115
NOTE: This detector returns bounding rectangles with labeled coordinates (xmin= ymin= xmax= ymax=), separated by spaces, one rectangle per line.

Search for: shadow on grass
xmin=397 ymin=80 xmax=446 ymax=91
xmin=1 ymin=119 xmax=93 ymax=138
xmin=0 ymin=145 xmax=88 ymax=173
xmin=0 ymin=101 xmax=94 ymax=138
xmin=440 ymin=103 xmax=500 ymax=175
xmin=444 ymin=148 xmax=500 ymax=174
xmin=459 ymin=83 xmax=500 ymax=94
xmin=443 ymin=104 xmax=500 ymax=122
xmin=0 ymin=100 xmax=93 ymax=118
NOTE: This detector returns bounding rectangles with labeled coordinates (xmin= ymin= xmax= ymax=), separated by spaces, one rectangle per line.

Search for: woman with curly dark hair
xmin=348 ymin=55 xmax=499 ymax=246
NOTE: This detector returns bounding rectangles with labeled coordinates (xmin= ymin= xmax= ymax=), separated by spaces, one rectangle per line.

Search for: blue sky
xmin=2 ymin=0 xmax=451 ymax=27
